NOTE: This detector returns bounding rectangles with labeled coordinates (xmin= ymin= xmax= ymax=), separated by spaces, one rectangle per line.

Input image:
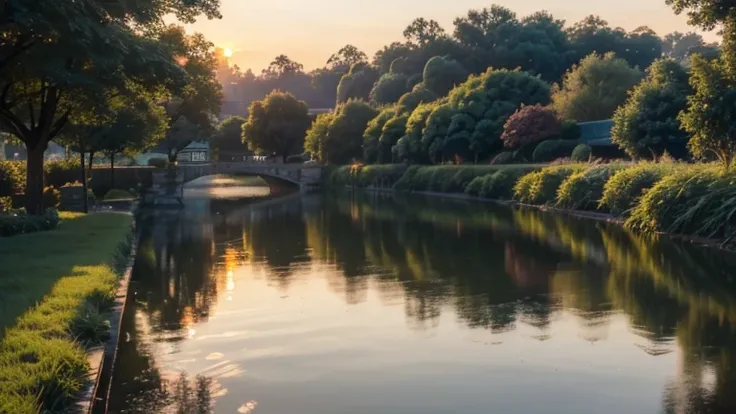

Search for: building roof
xmin=578 ymin=120 xmax=613 ymax=146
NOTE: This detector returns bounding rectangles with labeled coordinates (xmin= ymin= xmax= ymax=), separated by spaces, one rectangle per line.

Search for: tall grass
xmin=556 ymin=164 xmax=625 ymax=211
xmin=513 ymin=165 xmax=583 ymax=205
xmin=599 ymin=163 xmax=675 ymax=216
xmin=0 ymin=212 xmax=133 ymax=413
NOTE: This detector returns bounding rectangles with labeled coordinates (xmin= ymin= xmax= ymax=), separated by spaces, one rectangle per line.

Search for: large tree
xmin=551 ymin=52 xmax=643 ymax=122
xmin=211 ymin=116 xmax=249 ymax=160
xmin=0 ymin=0 xmax=219 ymax=213
xmin=242 ymin=91 xmax=311 ymax=161
xmin=611 ymin=59 xmax=691 ymax=159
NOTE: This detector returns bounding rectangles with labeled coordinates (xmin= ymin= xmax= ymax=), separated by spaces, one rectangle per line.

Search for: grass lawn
xmin=0 ymin=212 xmax=133 ymax=413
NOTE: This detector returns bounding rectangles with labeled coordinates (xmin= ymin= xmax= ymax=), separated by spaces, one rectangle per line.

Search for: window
xmin=191 ymin=151 xmax=207 ymax=162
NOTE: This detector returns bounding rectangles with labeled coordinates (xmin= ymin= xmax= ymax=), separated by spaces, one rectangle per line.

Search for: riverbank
xmin=328 ymin=162 xmax=736 ymax=248
xmin=0 ymin=212 xmax=134 ymax=413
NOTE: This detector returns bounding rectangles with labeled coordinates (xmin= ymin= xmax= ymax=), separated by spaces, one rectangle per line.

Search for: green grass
xmin=0 ymin=212 xmax=133 ymax=413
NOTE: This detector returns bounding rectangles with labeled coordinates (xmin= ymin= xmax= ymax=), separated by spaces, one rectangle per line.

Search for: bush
xmin=513 ymin=166 xmax=581 ymax=205
xmin=0 ymin=161 xmax=25 ymax=197
xmin=42 ymin=186 xmax=61 ymax=209
xmin=626 ymin=166 xmax=735 ymax=236
xmin=559 ymin=120 xmax=580 ymax=140
xmin=147 ymin=157 xmax=168 ymax=168
xmin=103 ymin=189 xmax=136 ymax=200
xmin=465 ymin=175 xmax=488 ymax=196
xmin=571 ymin=144 xmax=592 ymax=162
xmin=556 ymin=165 xmax=624 ymax=211
xmin=490 ymin=152 xmax=514 ymax=165
xmin=335 ymin=164 xmax=409 ymax=188
xmin=501 ymin=105 xmax=561 ymax=149
xmin=480 ymin=168 xmax=537 ymax=200
xmin=393 ymin=165 xmax=497 ymax=193
xmin=0 ymin=196 xmax=11 ymax=213
xmin=532 ymin=140 xmax=579 ymax=163
xmin=599 ymin=163 xmax=670 ymax=216
xmin=45 ymin=159 xmax=82 ymax=188
xmin=0 ymin=208 xmax=60 ymax=237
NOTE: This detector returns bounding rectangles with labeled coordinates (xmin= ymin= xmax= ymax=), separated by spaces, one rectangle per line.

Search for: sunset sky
xmin=184 ymin=0 xmax=718 ymax=73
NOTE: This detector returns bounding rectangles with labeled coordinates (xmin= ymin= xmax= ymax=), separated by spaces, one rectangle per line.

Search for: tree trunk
xmin=110 ymin=153 xmax=115 ymax=189
xmin=80 ymin=151 xmax=88 ymax=213
xmin=88 ymin=151 xmax=94 ymax=173
xmin=25 ymin=144 xmax=45 ymax=215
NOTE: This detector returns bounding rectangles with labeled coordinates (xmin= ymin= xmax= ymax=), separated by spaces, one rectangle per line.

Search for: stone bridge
xmin=177 ymin=162 xmax=323 ymax=191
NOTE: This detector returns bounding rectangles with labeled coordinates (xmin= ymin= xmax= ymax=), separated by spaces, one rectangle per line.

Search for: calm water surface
xmin=108 ymin=183 xmax=736 ymax=414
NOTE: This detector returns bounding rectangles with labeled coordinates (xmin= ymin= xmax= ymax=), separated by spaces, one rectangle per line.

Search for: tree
xmin=611 ymin=59 xmax=691 ymax=159
xmin=363 ymin=107 xmax=397 ymax=163
xmin=501 ymin=105 xmax=562 ymax=149
xmin=662 ymin=31 xmax=719 ymax=61
xmin=396 ymin=85 xmax=438 ymax=114
xmin=422 ymin=56 xmax=468 ymax=96
xmin=395 ymin=101 xmax=438 ymax=164
xmin=0 ymin=1 xmax=213 ymax=213
xmin=160 ymin=117 xmax=207 ymax=161
xmin=552 ymin=52 xmax=643 ymax=122
xmin=324 ymin=100 xmax=378 ymax=164
xmin=337 ymin=63 xmax=380 ymax=104
xmin=304 ymin=112 xmax=334 ymax=162
xmin=377 ymin=114 xmax=409 ymax=163
xmin=679 ymin=55 xmax=736 ymax=168
xmin=327 ymin=45 xmax=368 ymax=70
xmin=262 ymin=55 xmax=305 ymax=79
xmin=242 ymin=91 xmax=311 ymax=161
xmin=403 ymin=18 xmax=447 ymax=47
xmin=373 ymin=42 xmax=413 ymax=74
xmin=369 ymin=73 xmax=411 ymax=105
xmin=211 ymin=116 xmax=249 ymax=160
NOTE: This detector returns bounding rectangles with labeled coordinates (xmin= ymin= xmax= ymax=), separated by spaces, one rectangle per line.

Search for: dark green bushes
xmin=393 ymin=165 xmax=497 ymax=192
xmin=513 ymin=166 xmax=581 ymax=205
xmin=599 ymin=163 xmax=670 ymax=216
xmin=571 ymin=144 xmax=592 ymax=162
xmin=0 ymin=161 xmax=25 ymax=197
xmin=532 ymin=140 xmax=578 ymax=162
xmin=44 ymin=159 xmax=82 ymax=188
xmin=0 ymin=208 xmax=60 ymax=237
xmin=556 ymin=165 xmax=624 ymax=211
xmin=466 ymin=168 xmax=537 ymax=199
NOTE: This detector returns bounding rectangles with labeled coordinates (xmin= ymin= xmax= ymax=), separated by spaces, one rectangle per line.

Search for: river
xmin=107 ymin=180 xmax=736 ymax=414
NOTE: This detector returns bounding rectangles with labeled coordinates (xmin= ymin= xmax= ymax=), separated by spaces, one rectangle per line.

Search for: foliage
xmin=103 ymin=189 xmax=136 ymax=201
xmin=0 ymin=161 xmax=25 ymax=197
xmin=147 ymin=158 xmax=169 ymax=168
xmin=552 ymin=53 xmax=643 ymax=122
xmin=532 ymin=140 xmax=578 ymax=162
xmin=0 ymin=208 xmax=60 ymax=237
xmin=490 ymin=151 xmax=528 ymax=165
xmin=501 ymin=105 xmax=561 ymax=149
xmin=513 ymin=166 xmax=581 ymax=204
xmin=330 ymin=164 xmax=409 ymax=188
xmin=625 ymin=166 xmax=736 ymax=237
xmin=396 ymin=86 xmax=438 ymax=114
xmin=679 ymin=54 xmax=736 ymax=168
xmin=422 ymin=56 xmax=469 ymax=96
xmin=556 ymin=165 xmax=623 ymax=210
xmin=369 ymin=73 xmax=411 ymax=105
xmin=0 ymin=213 xmax=132 ymax=412
xmin=363 ymin=107 xmax=397 ymax=163
xmin=559 ymin=119 xmax=581 ymax=140
xmin=324 ymin=100 xmax=378 ymax=164
xmin=599 ymin=163 xmax=670 ymax=215
xmin=393 ymin=165 xmax=498 ymax=192
xmin=42 ymin=186 xmax=61 ymax=210
xmin=327 ymin=44 xmax=368 ymax=69
xmin=304 ymin=112 xmax=334 ymax=162
xmin=242 ymin=91 xmax=311 ymax=160
xmin=211 ymin=116 xmax=248 ymax=156
xmin=571 ymin=144 xmax=592 ymax=162
xmin=423 ymin=69 xmax=551 ymax=162
xmin=45 ymin=159 xmax=83 ymax=189
xmin=611 ymin=59 xmax=691 ymax=159
xmin=466 ymin=167 xmax=538 ymax=199
xmin=394 ymin=101 xmax=439 ymax=164
xmin=379 ymin=114 xmax=410 ymax=163
xmin=337 ymin=64 xmax=380 ymax=103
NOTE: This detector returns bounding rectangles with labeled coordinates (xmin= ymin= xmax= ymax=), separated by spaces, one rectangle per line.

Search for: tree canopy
xmin=242 ymin=91 xmax=311 ymax=161
xmin=552 ymin=52 xmax=643 ymax=122
xmin=211 ymin=116 xmax=249 ymax=158
xmin=611 ymin=59 xmax=692 ymax=159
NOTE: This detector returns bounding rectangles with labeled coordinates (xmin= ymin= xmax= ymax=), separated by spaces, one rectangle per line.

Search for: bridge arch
xmin=176 ymin=163 xmax=322 ymax=192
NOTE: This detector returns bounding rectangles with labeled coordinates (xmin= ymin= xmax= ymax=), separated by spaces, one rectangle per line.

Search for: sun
xmin=223 ymin=48 xmax=233 ymax=58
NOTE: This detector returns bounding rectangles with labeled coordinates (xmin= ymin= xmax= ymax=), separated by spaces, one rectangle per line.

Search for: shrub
xmin=532 ymin=140 xmax=579 ymax=163
xmin=327 ymin=165 xmax=354 ymax=187
xmin=626 ymin=166 xmax=735 ymax=236
xmin=0 ymin=196 xmax=11 ymax=213
xmin=393 ymin=165 xmax=496 ymax=193
xmin=103 ymin=189 xmax=136 ymax=200
xmin=501 ymin=105 xmax=561 ymax=149
xmin=0 ymin=208 xmax=60 ymax=237
xmin=513 ymin=166 xmax=581 ymax=205
xmin=571 ymin=144 xmax=592 ymax=162
xmin=346 ymin=164 xmax=408 ymax=188
xmin=0 ymin=161 xmax=25 ymax=197
xmin=556 ymin=165 xmax=624 ymax=211
xmin=490 ymin=152 xmax=515 ymax=165
xmin=599 ymin=163 xmax=670 ymax=216
xmin=42 ymin=186 xmax=61 ymax=209
xmin=147 ymin=157 xmax=168 ymax=168
xmin=480 ymin=168 xmax=537 ymax=200
xmin=559 ymin=120 xmax=580 ymax=140
xmin=45 ymin=159 xmax=82 ymax=188
xmin=465 ymin=175 xmax=488 ymax=197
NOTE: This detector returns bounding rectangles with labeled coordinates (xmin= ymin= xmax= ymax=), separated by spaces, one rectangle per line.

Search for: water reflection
xmin=110 ymin=190 xmax=736 ymax=414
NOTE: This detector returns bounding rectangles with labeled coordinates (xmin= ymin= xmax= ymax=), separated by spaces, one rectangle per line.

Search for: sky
xmin=182 ymin=0 xmax=719 ymax=73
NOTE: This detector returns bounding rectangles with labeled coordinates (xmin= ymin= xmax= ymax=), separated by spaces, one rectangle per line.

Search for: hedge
xmin=599 ymin=163 xmax=671 ymax=216
xmin=532 ymin=140 xmax=578 ymax=162
xmin=0 ymin=208 xmax=60 ymax=237
xmin=513 ymin=166 xmax=582 ymax=205
xmin=556 ymin=165 xmax=624 ymax=211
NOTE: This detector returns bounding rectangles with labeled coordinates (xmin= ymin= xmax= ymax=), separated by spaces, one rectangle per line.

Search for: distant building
xmin=177 ymin=141 xmax=210 ymax=164
xmin=578 ymin=120 xmax=614 ymax=147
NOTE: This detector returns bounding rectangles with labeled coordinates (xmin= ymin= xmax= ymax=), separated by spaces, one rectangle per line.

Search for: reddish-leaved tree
xmin=501 ymin=105 xmax=562 ymax=149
